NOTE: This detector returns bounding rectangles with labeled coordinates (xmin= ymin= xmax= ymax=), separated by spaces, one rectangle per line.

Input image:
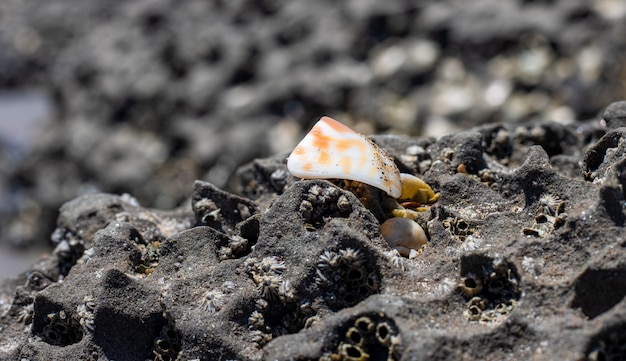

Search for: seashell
xmin=287 ymin=116 xmax=402 ymax=198
xmin=380 ymin=217 xmax=427 ymax=257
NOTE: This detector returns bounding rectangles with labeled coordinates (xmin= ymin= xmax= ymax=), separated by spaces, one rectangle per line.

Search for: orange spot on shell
xmin=340 ymin=156 xmax=352 ymax=174
xmin=318 ymin=151 xmax=331 ymax=165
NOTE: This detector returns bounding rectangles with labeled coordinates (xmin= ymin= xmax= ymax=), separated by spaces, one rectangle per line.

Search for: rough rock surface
xmin=2 ymin=0 xmax=626 ymax=250
xmin=2 ymin=114 xmax=626 ymax=360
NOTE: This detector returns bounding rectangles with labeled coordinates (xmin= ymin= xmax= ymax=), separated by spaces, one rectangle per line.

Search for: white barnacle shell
xmin=287 ymin=116 xmax=402 ymax=198
xmin=380 ymin=217 xmax=428 ymax=257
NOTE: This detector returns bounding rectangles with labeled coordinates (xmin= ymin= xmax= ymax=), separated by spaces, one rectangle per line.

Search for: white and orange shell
xmin=287 ymin=116 xmax=402 ymax=198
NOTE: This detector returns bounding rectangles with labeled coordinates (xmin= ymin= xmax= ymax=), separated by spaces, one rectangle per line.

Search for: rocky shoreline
xmin=2 ymin=113 xmax=626 ymax=360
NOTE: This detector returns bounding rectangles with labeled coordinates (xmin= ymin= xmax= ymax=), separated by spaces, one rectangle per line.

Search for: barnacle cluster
xmin=217 ymin=234 xmax=250 ymax=261
xmin=316 ymin=248 xmax=380 ymax=308
xmin=522 ymin=194 xmax=566 ymax=237
xmin=198 ymin=281 xmax=236 ymax=315
xmin=459 ymin=258 xmax=521 ymax=323
xmin=245 ymin=256 xmax=287 ymax=301
xmin=16 ymin=303 xmax=34 ymax=325
xmin=442 ymin=216 xmax=476 ymax=242
xmin=483 ymin=127 xmax=513 ymax=164
xmin=300 ymin=185 xmax=352 ymax=230
xmin=75 ymin=295 xmax=96 ymax=334
xmin=477 ymin=169 xmax=501 ymax=190
xmin=193 ymin=198 xmax=223 ymax=227
xmin=51 ymin=229 xmax=86 ymax=278
xmin=135 ymin=240 xmax=162 ymax=275
xmin=244 ymin=257 xmax=312 ymax=348
xmin=40 ymin=310 xmax=83 ymax=346
xmin=320 ymin=314 xmax=401 ymax=361
xmin=152 ymin=325 xmax=182 ymax=361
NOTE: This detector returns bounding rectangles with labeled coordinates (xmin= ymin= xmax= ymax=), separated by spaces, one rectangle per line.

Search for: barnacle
xmin=194 ymin=198 xmax=223 ymax=225
xmin=523 ymin=193 xmax=567 ymax=237
xmin=40 ymin=310 xmax=83 ymax=346
xmin=199 ymin=289 xmax=225 ymax=314
xmin=459 ymin=272 xmax=484 ymax=297
xmin=258 ymin=256 xmax=286 ymax=275
xmin=249 ymin=329 xmax=273 ymax=346
xmin=16 ymin=304 xmax=34 ymax=325
xmin=152 ymin=325 xmax=182 ymax=361
xmin=465 ymin=304 xmax=483 ymax=321
xmin=278 ymin=279 xmax=297 ymax=302
xmin=322 ymin=314 xmax=401 ymax=361
xmin=383 ymin=250 xmax=406 ymax=271
xmin=315 ymin=249 xmax=379 ymax=308
xmin=460 ymin=257 xmax=521 ymax=324
xmin=300 ymin=184 xmax=353 ymax=229
xmin=318 ymin=250 xmax=340 ymax=269
xmin=135 ymin=240 xmax=161 ymax=275
xmin=538 ymin=194 xmax=565 ymax=216
xmin=246 ymin=256 xmax=287 ymax=300
xmin=380 ymin=217 xmax=428 ymax=258
xmin=76 ymin=295 xmax=96 ymax=333
xmin=257 ymin=275 xmax=282 ymax=300
xmin=338 ymin=248 xmax=364 ymax=266
xmin=248 ymin=310 xmax=265 ymax=329
xmin=442 ymin=217 xmax=476 ymax=242
xmin=376 ymin=322 xmax=393 ymax=345
xmin=337 ymin=195 xmax=352 ymax=212
xmin=354 ymin=317 xmax=375 ymax=335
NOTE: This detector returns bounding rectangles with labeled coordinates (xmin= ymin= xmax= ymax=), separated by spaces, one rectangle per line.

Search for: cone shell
xmin=287 ymin=116 xmax=402 ymax=198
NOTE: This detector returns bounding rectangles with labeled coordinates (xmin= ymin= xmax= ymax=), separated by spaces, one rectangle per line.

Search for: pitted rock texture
xmin=1 ymin=120 xmax=626 ymax=360
xmin=3 ymin=0 xmax=626 ymax=251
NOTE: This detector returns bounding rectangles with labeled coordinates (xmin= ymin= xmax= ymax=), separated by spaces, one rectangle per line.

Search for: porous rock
xmin=2 ymin=120 xmax=626 ymax=360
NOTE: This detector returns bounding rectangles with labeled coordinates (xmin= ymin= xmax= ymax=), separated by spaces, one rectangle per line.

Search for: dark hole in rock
xmin=358 ymin=285 xmax=370 ymax=296
xmin=128 ymin=227 xmax=144 ymax=243
xmin=157 ymin=339 xmax=171 ymax=351
xmin=377 ymin=324 xmax=389 ymax=341
xmin=355 ymin=318 xmax=371 ymax=332
xmin=585 ymin=322 xmax=626 ymax=361
xmin=346 ymin=345 xmax=362 ymax=358
xmin=348 ymin=328 xmax=362 ymax=344
xmin=348 ymin=269 xmax=362 ymax=280
xmin=571 ymin=268 xmax=626 ymax=319
xmin=469 ymin=305 xmax=481 ymax=316
xmin=464 ymin=278 xmax=477 ymax=289
xmin=344 ymin=293 xmax=357 ymax=305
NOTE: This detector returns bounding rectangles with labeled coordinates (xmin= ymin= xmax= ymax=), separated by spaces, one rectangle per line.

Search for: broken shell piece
xmin=380 ymin=217 xmax=428 ymax=257
xmin=287 ymin=116 xmax=402 ymax=198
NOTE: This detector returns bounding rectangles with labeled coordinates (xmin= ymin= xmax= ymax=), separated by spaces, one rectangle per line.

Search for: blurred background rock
xmin=0 ymin=0 xmax=625 ymax=277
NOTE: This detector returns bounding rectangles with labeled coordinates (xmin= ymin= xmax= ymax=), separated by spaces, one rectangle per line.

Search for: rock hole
xmin=345 ymin=345 xmax=363 ymax=358
xmin=571 ymin=268 xmax=626 ymax=319
xmin=347 ymin=328 xmax=362 ymax=344
xmin=585 ymin=322 xmax=626 ymax=361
